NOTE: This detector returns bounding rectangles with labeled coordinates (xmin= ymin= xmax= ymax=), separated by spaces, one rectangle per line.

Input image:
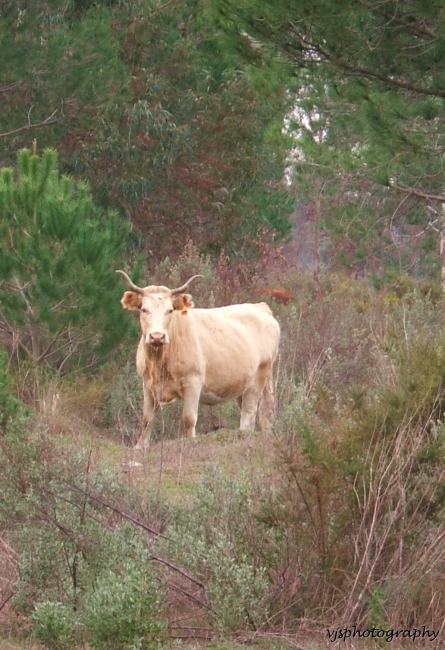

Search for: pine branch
xmin=389 ymin=180 xmax=445 ymax=203
xmin=289 ymin=30 xmax=445 ymax=98
xmin=361 ymin=1 xmax=436 ymax=41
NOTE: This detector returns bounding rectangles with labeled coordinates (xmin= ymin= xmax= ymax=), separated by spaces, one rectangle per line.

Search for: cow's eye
xmin=141 ymin=307 xmax=150 ymax=314
xmin=167 ymin=308 xmax=174 ymax=315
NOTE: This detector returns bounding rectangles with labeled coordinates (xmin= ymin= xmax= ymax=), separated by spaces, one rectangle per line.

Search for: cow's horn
xmin=116 ymin=270 xmax=144 ymax=294
xmin=171 ymin=275 xmax=203 ymax=295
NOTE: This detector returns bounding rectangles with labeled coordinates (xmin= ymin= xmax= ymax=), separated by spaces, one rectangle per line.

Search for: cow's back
xmin=192 ymin=303 xmax=279 ymax=354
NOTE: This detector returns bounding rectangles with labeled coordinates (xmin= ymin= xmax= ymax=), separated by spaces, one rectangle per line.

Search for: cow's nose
xmin=148 ymin=331 xmax=166 ymax=346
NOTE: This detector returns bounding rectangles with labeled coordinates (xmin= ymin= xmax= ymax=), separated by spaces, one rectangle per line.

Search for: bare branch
xmin=37 ymin=323 xmax=69 ymax=364
xmin=0 ymin=308 xmax=33 ymax=359
xmin=0 ymin=109 xmax=58 ymax=139
xmin=0 ymin=592 xmax=13 ymax=613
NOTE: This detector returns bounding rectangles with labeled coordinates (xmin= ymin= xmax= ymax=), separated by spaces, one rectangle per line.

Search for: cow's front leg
xmin=181 ymin=379 xmax=201 ymax=438
xmin=135 ymin=382 xmax=157 ymax=450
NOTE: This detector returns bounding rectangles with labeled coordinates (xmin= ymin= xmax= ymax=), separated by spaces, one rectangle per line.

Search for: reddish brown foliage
xmin=258 ymin=288 xmax=293 ymax=305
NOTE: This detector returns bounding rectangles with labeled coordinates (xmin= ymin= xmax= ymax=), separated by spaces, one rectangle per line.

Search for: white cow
xmin=117 ymin=271 xmax=280 ymax=449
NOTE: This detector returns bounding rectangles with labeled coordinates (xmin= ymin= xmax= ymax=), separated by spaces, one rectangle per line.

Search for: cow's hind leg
xmin=239 ymin=362 xmax=273 ymax=432
xmin=239 ymin=388 xmax=260 ymax=431
xmin=258 ymin=371 xmax=275 ymax=434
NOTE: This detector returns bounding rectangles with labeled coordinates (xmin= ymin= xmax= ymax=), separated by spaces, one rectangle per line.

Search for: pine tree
xmin=0 ymin=148 xmax=131 ymax=370
xmin=209 ymin=0 xmax=445 ymax=277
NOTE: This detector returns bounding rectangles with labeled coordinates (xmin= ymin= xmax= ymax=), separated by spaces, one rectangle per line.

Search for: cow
xmin=117 ymin=270 xmax=281 ymax=449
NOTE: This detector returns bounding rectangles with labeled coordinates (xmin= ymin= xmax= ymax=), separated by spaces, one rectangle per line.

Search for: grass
xmin=31 ymin=383 xmax=279 ymax=505
xmin=60 ymin=423 xmax=279 ymax=505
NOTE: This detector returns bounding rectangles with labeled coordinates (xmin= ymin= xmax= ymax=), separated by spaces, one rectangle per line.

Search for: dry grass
xmin=0 ymin=537 xmax=19 ymax=632
xmin=0 ymin=642 xmax=44 ymax=650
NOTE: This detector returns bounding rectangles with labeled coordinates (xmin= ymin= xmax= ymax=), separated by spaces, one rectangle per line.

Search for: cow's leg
xmin=135 ymin=382 xmax=157 ymax=450
xmin=181 ymin=379 xmax=201 ymax=438
xmin=239 ymin=388 xmax=260 ymax=431
xmin=239 ymin=362 xmax=273 ymax=432
xmin=257 ymin=371 xmax=275 ymax=434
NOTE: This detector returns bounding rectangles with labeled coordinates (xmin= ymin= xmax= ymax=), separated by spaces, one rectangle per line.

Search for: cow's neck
xmin=145 ymin=342 xmax=169 ymax=369
xmin=145 ymin=344 xmax=171 ymax=388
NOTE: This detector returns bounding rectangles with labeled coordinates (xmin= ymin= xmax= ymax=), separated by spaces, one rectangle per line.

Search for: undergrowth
xmin=3 ymin=250 xmax=445 ymax=643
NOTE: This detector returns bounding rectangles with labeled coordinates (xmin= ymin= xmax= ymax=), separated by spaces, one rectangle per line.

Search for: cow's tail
xmin=258 ymin=354 xmax=279 ymax=434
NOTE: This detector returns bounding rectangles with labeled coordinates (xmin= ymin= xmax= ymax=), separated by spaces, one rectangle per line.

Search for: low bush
xmin=83 ymin=558 xmax=164 ymax=650
xmin=163 ymin=472 xmax=270 ymax=632
xmin=31 ymin=601 xmax=75 ymax=650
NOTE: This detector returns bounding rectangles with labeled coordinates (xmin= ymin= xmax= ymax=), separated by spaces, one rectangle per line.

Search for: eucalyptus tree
xmin=0 ymin=0 xmax=293 ymax=259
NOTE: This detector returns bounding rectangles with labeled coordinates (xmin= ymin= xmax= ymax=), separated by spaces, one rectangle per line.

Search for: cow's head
xmin=117 ymin=271 xmax=202 ymax=348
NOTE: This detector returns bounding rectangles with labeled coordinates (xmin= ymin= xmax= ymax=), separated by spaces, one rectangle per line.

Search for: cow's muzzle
xmin=147 ymin=331 xmax=167 ymax=347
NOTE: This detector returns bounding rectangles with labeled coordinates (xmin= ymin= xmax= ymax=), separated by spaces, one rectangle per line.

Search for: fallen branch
xmin=0 ymin=592 xmax=13 ymax=613
xmin=58 ymin=483 xmax=206 ymax=589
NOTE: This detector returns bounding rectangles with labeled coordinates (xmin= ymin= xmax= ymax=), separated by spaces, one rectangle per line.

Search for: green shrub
xmin=83 ymin=559 xmax=164 ymax=650
xmin=31 ymin=601 xmax=75 ymax=650
xmin=164 ymin=472 xmax=269 ymax=632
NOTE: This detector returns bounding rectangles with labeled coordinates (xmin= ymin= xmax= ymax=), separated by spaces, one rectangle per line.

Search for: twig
xmin=0 ymin=109 xmax=58 ymax=139
xmin=159 ymin=578 xmax=214 ymax=614
xmin=0 ymin=81 xmax=22 ymax=93
xmin=0 ymin=592 xmax=13 ymax=612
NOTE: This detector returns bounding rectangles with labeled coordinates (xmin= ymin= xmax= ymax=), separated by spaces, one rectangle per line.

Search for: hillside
xmin=2 ymin=271 xmax=445 ymax=649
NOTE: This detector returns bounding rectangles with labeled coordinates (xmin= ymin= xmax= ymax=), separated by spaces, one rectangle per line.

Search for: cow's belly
xmin=200 ymin=373 xmax=253 ymax=403
xmin=199 ymin=391 xmax=228 ymax=406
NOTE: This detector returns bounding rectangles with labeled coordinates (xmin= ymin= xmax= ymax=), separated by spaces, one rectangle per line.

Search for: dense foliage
xmin=208 ymin=0 xmax=445 ymax=276
xmin=0 ymin=0 xmax=293 ymax=258
xmin=4 ymin=2 xmax=445 ymax=646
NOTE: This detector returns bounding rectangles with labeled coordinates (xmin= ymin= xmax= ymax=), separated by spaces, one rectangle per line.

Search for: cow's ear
xmin=121 ymin=291 xmax=142 ymax=311
xmin=172 ymin=293 xmax=194 ymax=313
